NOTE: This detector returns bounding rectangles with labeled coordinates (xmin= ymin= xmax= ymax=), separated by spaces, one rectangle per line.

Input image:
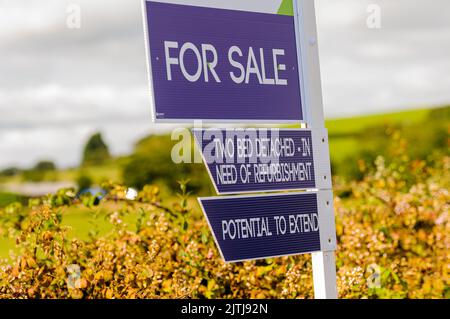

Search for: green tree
xmin=22 ymin=160 xmax=57 ymax=182
xmin=82 ymin=133 xmax=111 ymax=166
xmin=122 ymin=135 xmax=210 ymax=193
xmin=0 ymin=167 xmax=20 ymax=177
xmin=34 ymin=161 xmax=56 ymax=171
xmin=76 ymin=174 xmax=93 ymax=191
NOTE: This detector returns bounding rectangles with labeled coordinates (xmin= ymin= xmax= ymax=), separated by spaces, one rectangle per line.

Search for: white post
xmin=312 ymin=251 xmax=338 ymax=299
xmin=294 ymin=0 xmax=338 ymax=299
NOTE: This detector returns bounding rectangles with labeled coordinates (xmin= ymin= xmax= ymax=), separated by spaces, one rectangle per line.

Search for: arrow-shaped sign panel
xmin=199 ymin=190 xmax=337 ymax=263
xmin=193 ymin=128 xmax=331 ymax=194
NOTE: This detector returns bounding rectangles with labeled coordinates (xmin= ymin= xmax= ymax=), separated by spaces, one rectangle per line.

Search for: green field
xmin=326 ymin=108 xmax=429 ymax=135
xmin=0 ymin=200 xmax=198 ymax=260
xmin=326 ymin=108 xmax=431 ymax=163
xmin=0 ymin=205 xmax=121 ymax=260
xmin=0 ymin=192 xmax=24 ymax=207
xmin=58 ymin=164 xmax=123 ymax=184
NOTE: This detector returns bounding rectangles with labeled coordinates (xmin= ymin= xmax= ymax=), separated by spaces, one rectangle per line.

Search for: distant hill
xmin=325 ymin=105 xmax=449 ymax=178
xmin=1 ymin=105 xmax=448 ymax=197
xmin=326 ymin=108 xmax=431 ymax=136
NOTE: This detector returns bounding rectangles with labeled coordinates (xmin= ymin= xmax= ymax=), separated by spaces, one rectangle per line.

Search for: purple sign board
xmin=143 ymin=1 xmax=303 ymax=122
xmin=193 ymin=128 xmax=318 ymax=194
xmin=199 ymin=192 xmax=328 ymax=263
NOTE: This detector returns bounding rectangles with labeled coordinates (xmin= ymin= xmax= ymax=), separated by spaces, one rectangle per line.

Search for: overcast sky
xmin=0 ymin=0 xmax=449 ymax=169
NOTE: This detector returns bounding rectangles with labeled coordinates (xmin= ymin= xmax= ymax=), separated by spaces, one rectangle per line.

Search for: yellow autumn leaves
xmin=0 ymin=155 xmax=448 ymax=299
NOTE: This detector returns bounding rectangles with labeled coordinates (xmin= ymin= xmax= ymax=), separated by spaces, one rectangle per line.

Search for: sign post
xmin=293 ymin=0 xmax=338 ymax=299
xmin=142 ymin=0 xmax=338 ymax=299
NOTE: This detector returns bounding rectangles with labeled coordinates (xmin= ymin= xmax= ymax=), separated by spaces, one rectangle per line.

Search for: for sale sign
xmin=142 ymin=0 xmax=303 ymax=122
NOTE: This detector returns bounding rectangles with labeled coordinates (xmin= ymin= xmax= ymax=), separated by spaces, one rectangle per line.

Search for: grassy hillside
xmin=325 ymin=106 xmax=448 ymax=178
xmin=326 ymin=108 xmax=430 ymax=135
xmin=326 ymin=108 xmax=432 ymax=163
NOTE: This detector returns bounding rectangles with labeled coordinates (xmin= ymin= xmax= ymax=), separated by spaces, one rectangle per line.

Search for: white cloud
xmin=0 ymin=0 xmax=64 ymax=39
xmin=0 ymin=85 xmax=149 ymax=126
xmin=316 ymin=0 xmax=450 ymax=117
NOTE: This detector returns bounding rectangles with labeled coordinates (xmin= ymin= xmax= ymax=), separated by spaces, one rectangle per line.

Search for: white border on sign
xmin=198 ymin=190 xmax=337 ymax=263
xmin=293 ymin=0 xmax=309 ymax=127
xmin=193 ymin=128 xmax=332 ymax=195
xmin=293 ymin=0 xmax=326 ymax=129
xmin=141 ymin=0 xmax=157 ymax=122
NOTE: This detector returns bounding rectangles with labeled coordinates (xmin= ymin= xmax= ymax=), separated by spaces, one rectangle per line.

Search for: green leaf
xmin=201 ymin=232 xmax=208 ymax=244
